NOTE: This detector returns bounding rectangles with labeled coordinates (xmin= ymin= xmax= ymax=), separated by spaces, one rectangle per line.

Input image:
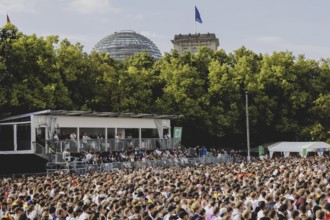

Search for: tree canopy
xmin=1 ymin=25 xmax=330 ymax=148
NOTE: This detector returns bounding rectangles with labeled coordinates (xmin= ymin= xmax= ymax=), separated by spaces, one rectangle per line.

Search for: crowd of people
xmin=1 ymin=155 xmax=330 ymax=220
xmin=74 ymin=148 xmax=191 ymax=165
xmin=62 ymin=146 xmax=236 ymax=166
xmin=61 ymin=149 xmax=187 ymax=166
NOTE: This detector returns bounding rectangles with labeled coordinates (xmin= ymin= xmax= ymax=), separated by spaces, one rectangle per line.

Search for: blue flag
xmin=195 ymin=6 xmax=202 ymax=24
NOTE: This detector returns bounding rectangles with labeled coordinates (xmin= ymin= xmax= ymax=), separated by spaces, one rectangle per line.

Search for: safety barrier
xmin=46 ymin=155 xmax=233 ymax=174
xmin=46 ymin=160 xmax=89 ymax=174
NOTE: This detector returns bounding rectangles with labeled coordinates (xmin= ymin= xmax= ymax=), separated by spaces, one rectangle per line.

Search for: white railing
xmin=47 ymin=138 xmax=180 ymax=153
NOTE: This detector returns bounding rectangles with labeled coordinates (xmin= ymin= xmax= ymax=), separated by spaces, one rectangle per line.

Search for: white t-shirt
xmin=27 ymin=210 xmax=37 ymax=220
xmin=86 ymin=153 xmax=93 ymax=160
xmin=63 ymin=150 xmax=70 ymax=161
xmin=231 ymin=209 xmax=241 ymax=220
xmin=53 ymin=134 xmax=59 ymax=141
xmin=78 ymin=212 xmax=89 ymax=220
xmin=0 ymin=210 xmax=4 ymax=219
xmin=70 ymin=133 xmax=76 ymax=140
xmin=66 ymin=216 xmax=76 ymax=220
xmin=257 ymin=210 xmax=265 ymax=220
xmin=82 ymin=135 xmax=90 ymax=144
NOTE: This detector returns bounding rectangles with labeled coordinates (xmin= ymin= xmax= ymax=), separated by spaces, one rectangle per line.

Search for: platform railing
xmin=47 ymin=138 xmax=180 ymax=154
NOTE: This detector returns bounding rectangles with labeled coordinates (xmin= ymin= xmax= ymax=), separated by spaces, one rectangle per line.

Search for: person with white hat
xmin=219 ymin=207 xmax=227 ymax=219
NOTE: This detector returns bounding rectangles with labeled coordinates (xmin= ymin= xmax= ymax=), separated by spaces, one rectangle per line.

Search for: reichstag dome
xmin=93 ymin=30 xmax=162 ymax=61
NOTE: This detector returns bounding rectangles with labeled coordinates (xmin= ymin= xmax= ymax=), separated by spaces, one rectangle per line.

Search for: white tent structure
xmin=267 ymin=142 xmax=330 ymax=158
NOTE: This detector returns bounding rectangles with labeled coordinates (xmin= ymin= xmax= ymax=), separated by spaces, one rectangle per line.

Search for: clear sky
xmin=1 ymin=0 xmax=330 ymax=60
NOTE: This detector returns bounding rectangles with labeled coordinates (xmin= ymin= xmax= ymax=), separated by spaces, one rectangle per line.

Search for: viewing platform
xmin=0 ymin=110 xmax=181 ymax=172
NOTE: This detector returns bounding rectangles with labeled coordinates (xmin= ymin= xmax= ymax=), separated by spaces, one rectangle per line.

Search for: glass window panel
xmin=0 ymin=125 xmax=14 ymax=151
xmin=17 ymin=124 xmax=31 ymax=150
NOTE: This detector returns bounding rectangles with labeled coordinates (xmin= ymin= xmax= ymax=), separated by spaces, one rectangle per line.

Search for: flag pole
xmin=194 ymin=5 xmax=196 ymax=34
xmin=194 ymin=21 xmax=196 ymax=34
xmin=245 ymin=90 xmax=251 ymax=162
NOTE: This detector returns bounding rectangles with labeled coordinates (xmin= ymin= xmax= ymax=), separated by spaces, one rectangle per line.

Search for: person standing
xmin=81 ymin=133 xmax=91 ymax=151
xmin=63 ymin=148 xmax=71 ymax=167
xmin=53 ymin=132 xmax=60 ymax=151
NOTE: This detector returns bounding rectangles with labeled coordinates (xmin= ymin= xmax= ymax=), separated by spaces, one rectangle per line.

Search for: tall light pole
xmin=245 ymin=90 xmax=251 ymax=162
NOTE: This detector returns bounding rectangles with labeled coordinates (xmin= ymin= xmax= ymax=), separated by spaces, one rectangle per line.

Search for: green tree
xmin=0 ymin=25 xmax=73 ymax=115
xmin=112 ymin=52 xmax=158 ymax=112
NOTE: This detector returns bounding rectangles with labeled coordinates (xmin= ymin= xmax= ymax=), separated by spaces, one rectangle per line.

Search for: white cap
xmin=219 ymin=208 xmax=227 ymax=216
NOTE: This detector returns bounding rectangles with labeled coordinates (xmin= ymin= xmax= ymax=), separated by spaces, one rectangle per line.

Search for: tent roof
xmin=268 ymin=142 xmax=330 ymax=152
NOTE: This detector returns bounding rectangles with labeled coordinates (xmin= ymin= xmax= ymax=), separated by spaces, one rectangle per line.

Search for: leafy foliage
xmin=1 ymin=26 xmax=330 ymax=148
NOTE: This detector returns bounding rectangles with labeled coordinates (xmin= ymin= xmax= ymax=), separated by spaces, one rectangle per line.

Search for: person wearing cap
xmin=219 ymin=207 xmax=227 ymax=219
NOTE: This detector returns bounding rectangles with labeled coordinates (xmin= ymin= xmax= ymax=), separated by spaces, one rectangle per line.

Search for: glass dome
xmin=93 ymin=30 xmax=162 ymax=61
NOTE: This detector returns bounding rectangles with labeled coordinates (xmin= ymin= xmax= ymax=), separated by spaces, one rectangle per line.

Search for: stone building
xmin=171 ymin=33 xmax=219 ymax=55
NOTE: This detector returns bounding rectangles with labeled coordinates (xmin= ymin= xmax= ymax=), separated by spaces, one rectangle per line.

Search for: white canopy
xmin=267 ymin=141 xmax=330 ymax=158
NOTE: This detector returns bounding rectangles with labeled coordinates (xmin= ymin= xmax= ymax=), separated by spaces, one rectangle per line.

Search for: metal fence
xmin=46 ymin=160 xmax=89 ymax=175
xmin=0 ymin=172 xmax=48 ymax=179
xmin=46 ymin=155 xmax=233 ymax=174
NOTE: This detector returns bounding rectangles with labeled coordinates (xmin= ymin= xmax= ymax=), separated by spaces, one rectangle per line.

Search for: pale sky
xmin=1 ymin=0 xmax=330 ymax=60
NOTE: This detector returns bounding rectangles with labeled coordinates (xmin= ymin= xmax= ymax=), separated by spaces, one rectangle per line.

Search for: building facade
xmin=171 ymin=33 xmax=219 ymax=55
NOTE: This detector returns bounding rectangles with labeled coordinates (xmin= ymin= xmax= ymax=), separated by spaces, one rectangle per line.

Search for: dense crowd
xmin=1 ymin=156 xmax=330 ymax=220
xmin=74 ymin=149 xmax=191 ymax=165
xmin=65 ymin=147 xmax=234 ymax=165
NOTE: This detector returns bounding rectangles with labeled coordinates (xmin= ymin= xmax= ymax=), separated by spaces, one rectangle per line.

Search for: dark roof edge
xmin=0 ymin=110 xmax=183 ymax=121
